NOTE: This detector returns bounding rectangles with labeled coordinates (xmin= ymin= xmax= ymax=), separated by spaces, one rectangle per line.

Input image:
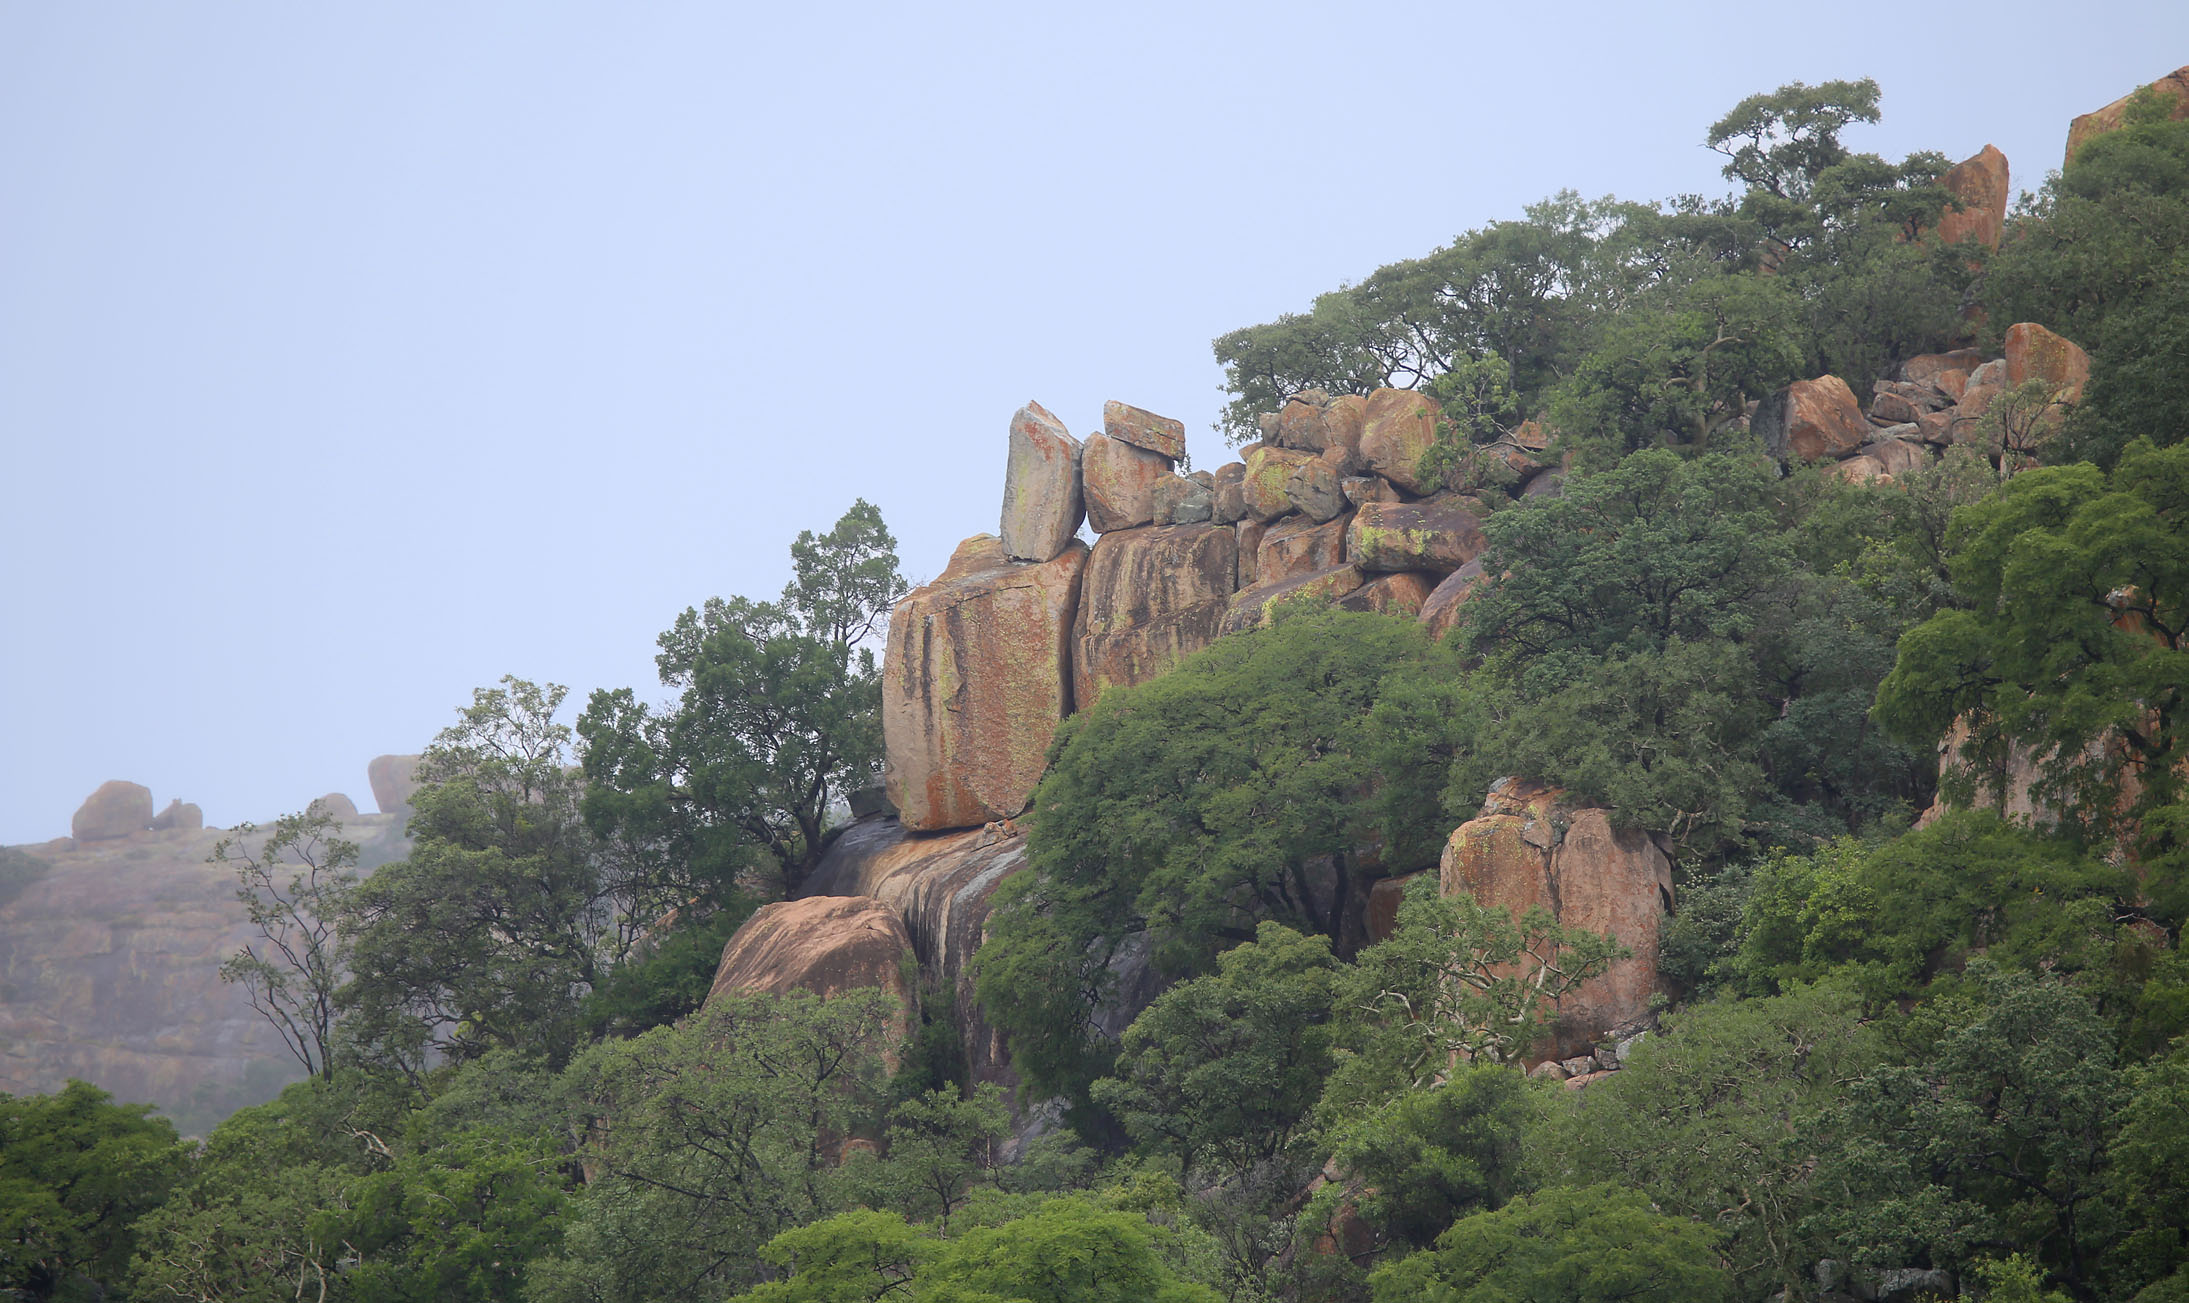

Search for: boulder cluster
xmin=882 ymin=395 xmax=1554 ymax=834
xmin=1761 ymin=321 xmax=2092 ymax=483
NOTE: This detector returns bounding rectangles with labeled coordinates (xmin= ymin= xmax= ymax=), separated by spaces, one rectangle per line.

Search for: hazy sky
xmin=3 ymin=3 xmax=2184 ymax=844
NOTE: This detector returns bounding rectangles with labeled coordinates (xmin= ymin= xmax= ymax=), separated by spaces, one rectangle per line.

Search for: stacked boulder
xmin=1760 ymin=322 xmax=2091 ymax=484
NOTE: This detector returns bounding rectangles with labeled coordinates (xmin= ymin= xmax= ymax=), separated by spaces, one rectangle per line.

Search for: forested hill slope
xmin=7 ymin=66 xmax=2189 ymax=1303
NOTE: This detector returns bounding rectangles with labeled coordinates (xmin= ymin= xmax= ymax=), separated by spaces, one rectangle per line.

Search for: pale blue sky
xmin=3 ymin=3 xmax=2184 ymax=843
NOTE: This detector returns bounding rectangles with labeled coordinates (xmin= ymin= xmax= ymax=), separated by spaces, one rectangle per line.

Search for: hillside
xmin=7 ymin=65 xmax=2189 ymax=1303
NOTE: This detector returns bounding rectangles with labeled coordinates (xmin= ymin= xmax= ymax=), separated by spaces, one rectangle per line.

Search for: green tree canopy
xmin=580 ymin=500 xmax=907 ymax=901
xmin=0 ymin=1081 xmax=185 ymax=1301
xmin=1368 ymin=1183 xmax=1733 ymax=1303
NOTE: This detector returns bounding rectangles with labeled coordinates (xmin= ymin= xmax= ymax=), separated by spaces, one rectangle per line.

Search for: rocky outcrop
xmin=2066 ymin=65 xmax=2189 ymax=168
xmin=1 ymin=806 xmax=412 ymax=1136
xmin=368 ymin=754 xmax=423 ymax=815
xmin=1347 ymin=499 xmax=1486 ymax=575
xmin=1438 ymin=780 xmax=1674 ymax=1058
xmin=1150 ymin=474 xmax=1214 ymax=526
xmin=1937 ymin=145 xmax=2008 ymax=248
xmin=1000 ymin=401 xmax=1085 ymax=562
xmin=799 ymin=818 xmax=1049 ymax=1087
xmin=1073 ymin=524 xmax=1238 ymax=711
xmin=1083 ymin=433 xmax=1171 ymax=533
xmin=1755 ymin=375 xmax=1869 ymax=463
xmin=71 ymin=781 xmax=152 ymax=843
xmin=1360 ymin=388 xmax=1442 ymax=495
xmin=1243 ymin=446 xmax=1316 ymax=521
xmin=884 ymin=536 xmax=1088 ymax=831
xmin=312 ymin=793 xmax=359 ymax=819
xmin=1338 ymin=571 xmax=1437 ymax=618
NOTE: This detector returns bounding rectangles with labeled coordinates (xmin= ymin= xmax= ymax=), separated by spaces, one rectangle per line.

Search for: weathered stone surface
xmin=1521 ymin=472 xmax=1564 ymax=500
xmin=1234 ymin=519 xmax=1268 ymax=588
xmin=1755 ymin=375 xmax=1870 ymax=462
xmin=368 ymin=754 xmax=423 ymax=815
xmin=801 ymin=819 xmax=1091 ymax=1088
xmin=1243 ymin=446 xmax=1315 ymax=521
xmin=312 ymin=793 xmax=359 ymax=820
xmin=2066 ymin=65 xmax=2189 ymax=168
xmin=71 ymin=781 xmax=151 ymax=843
xmin=1211 ymin=463 xmax=1248 ymax=525
xmin=1832 ymin=452 xmax=1889 ymax=484
xmin=1438 ymin=780 xmax=1674 ymax=1057
xmin=1868 ymin=388 xmax=1926 ymax=426
xmin=1150 ymin=474 xmax=1214 ymax=525
xmin=1342 ymin=475 xmax=1399 ymax=507
xmin=1347 ymin=498 xmax=1487 ymax=575
xmin=1103 ymin=399 xmax=1186 ymax=460
xmin=1000 ymin=400 xmax=1085 ymax=562
xmin=1074 ymin=524 xmax=1238 ymax=710
xmin=1338 ymin=571 xmax=1438 ymax=617
xmin=0 ymin=814 xmax=412 ymax=1137
xmin=1361 ymin=388 xmax=1442 ymax=494
xmin=2004 ymin=322 xmax=2092 ymax=403
xmin=883 ymin=538 xmax=1088 ymax=832
xmin=1903 ymin=349 xmax=1984 ymax=387
xmin=1417 ymin=558 xmax=1488 ymax=640
xmin=1869 ymin=438 xmax=1930 ymax=477
xmin=1257 ymin=513 xmax=1350 ymax=585
xmin=1220 ymin=564 xmax=1365 ymax=634
xmin=150 ymin=799 xmax=203 ymax=833
xmin=1272 ymin=392 xmax=1331 ymax=450
xmin=1937 ymin=144 xmax=2009 ymax=248
xmin=1083 ymin=434 xmax=1172 ymax=533
xmin=1322 ymin=395 xmax=1368 ymax=463
xmin=1366 ymin=870 xmax=1428 ymax=943
xmin=1285 ymin=456 xmax=1347 ymax=522
xmin=708 ymin=895 xmax=916 ymax=1009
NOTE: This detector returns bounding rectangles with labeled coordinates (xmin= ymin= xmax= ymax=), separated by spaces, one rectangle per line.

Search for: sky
xmin=3 ymin=2 xmax=2185 ymax=845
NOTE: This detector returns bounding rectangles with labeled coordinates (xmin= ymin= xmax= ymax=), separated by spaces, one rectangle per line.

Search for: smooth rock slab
xmin=883 ymin=536 xmax=1088 ymax=831
xmin=1082 ymin=433 xmax=1171 ymax=533
xmin=1347 ymin=498 xmax=1486 ymax=575
xmin=1257 ymin=513 xmax=1350 ymax=586
xmin=1104 ymin=399 xmax=1187 ymax=460
xmin=1361 ymin=388 xmax=1443 ymax=494
xmin=1755 ymin=375 xmax=1869 ymax=463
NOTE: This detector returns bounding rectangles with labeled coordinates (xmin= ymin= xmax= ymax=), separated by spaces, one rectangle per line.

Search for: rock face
xmin=2066 ymin=65 xmax=2189 ymax=168
xmin=1243 ymin=446 xmax=1316 ymax=521
xmin=1221 ymin=564 xmax=1364 ymax=635
xmin=1360 ymin=388 xmax=1442 ymax=494
xmin=1102 ymin=400 xmax=1186 ymax=460
xmin=799 ymin=819 xmax=1066 ymax=1088
xmin=1082 ymin=433 xmax=1172 ymax=533
xmin=1073 ymin=524 xmax=1238 ymax=710
xmin=708 ymin=895 xmax=917 ymax=1010
xmin=1338 ymin=571 xmax=1438 ymax=617
xmin=368 ymin=754 xmax=423 ymax=815
xmin=0 ymin=814 xmax=412 ymax=1137
xmin=884 ymin=536 xmax=1088 ymax=832
xmin=1347 ymin=498 xmax=1486 ymax=575
xmin=1938 ymin=145 xmax=2009 ymax=248
xmin=1755 ymin=375 xmax=1870 ymax=463
xmin=1438 ymin=780 xmax=1673 ymax=1058
xmin=1257 ymin=513 xmax=1350 ymax=586
xmin=2004 ymin=322 xmax=2091 ymax=403
xmin=71 ymin=781 xmax=152 ymax=843
xmin=1418 ymin=559 xmax=1488 ymax=640
xmin=1000 ymin=400 xmax=1085 ymax=562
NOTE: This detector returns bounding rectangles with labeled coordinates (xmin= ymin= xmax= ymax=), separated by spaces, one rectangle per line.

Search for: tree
xmin=1706 ymin=78 xmax=1883 ymax=205
xmin=0 ymin=1081 xmax=185 ymax=1301
xmin=580 ymin=500 xmax=907 ymax=901
xmin=1539 ymin=983 xmax=1884 ymax=1300
xmin=343 ymin=677 xmax=611 ymax=1073
xmin=527 ymin=989 xmax=900 ymax=1301
xmin=1325 ymin=1062 xmax=1534 ymax=1252
xmin=213 ymin=802 xmax=359 ymax=1081
xmin=1090 ymin=922 xmax=1340 ymax=1178
xmin=1875 ymin=441 xmax=2189 ymax=843
xmin=1367 ymin=1183 xmax=1733 ymax=1303
xmin=866 ymin=1085 xmax=1011 ymax=1233
xmin=974 ymin=608 xmax=1474 ymax=1111
xmin=1324 ymin=878 xmax=1624 ymax=1102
